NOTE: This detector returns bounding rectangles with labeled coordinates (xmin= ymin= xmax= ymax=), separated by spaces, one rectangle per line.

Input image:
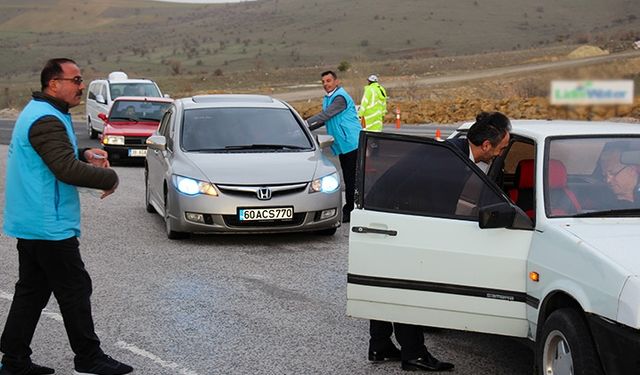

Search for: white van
xmin=85 ymin=72 xmax=164 ymax=139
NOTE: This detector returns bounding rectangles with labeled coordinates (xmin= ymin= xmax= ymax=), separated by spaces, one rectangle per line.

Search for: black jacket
xmin=28 ymin=92 xmax=118 ymax=190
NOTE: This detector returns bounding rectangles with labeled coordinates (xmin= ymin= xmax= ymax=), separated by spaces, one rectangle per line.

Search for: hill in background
xmin=0 ymin=0 xmax=638 ymax=121
xmin=1 ymin=0 xmax=638 ymax=79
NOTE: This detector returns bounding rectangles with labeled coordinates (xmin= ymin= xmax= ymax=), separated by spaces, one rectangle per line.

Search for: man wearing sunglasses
xmin=1 ymin=59 xmax=132 ymax=375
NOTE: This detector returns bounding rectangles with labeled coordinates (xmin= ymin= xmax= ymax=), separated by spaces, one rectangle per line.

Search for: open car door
xmin=347 ymin=132 xmax=534 ymax=337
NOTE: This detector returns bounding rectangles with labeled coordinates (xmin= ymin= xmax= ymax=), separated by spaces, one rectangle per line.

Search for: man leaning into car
xmin=0 ymin=58 xmax=132 ymax=375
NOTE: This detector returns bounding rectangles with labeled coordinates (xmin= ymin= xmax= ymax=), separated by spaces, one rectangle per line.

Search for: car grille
xmin=222 ymin=212 xmax=307 ymax=227
xmin=216 ymin=183 xmax=308 ymax=199
xmin=124 ymin=136 xmax=148 ymax=145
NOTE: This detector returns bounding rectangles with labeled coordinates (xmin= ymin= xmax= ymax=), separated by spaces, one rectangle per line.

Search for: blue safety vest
xmin=323 ymin=87 xmax=361 ymax=155
xmin=4 ymin=99 xmax=82 ymax=240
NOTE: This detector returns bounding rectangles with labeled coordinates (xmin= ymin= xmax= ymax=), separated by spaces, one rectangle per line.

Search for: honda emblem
xmin=256 ymin=187 xmax=272 ymax=200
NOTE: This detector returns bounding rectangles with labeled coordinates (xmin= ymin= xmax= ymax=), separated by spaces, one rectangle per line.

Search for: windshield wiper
xmin=574 ymin=208 xmax=640 ymax=217
xmin=224 ymin=144 xmax=307 ymax=150
xmin=138 ymin=117 xmax=160 ymax=122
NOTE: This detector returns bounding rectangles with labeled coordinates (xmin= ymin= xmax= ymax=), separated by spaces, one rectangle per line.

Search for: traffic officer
xmin=358 ymin=74 xmax=387 ymax=131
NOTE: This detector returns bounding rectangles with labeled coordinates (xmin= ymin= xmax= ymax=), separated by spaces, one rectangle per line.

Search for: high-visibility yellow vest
xmin=358 ymin=82 xmax=387 ymax=131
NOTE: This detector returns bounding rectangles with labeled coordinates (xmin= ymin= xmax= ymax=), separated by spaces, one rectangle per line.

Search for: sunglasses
xmin=53 ymin=76 xmax=84 ymax=85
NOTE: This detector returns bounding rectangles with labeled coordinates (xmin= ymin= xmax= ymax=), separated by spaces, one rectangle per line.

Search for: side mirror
xmin=316 ymin=134 xmax=334 ymax=148
xmin=97 ymin=113 xmax=108 ymax=122
xmin=478 ymin=202 xmax=515 ymax=229
xmin=479 ymin=202 xmax=533 ymax=230
xmin=95 ymin=94 xmax=106 ymax=105
xmin=146 ymin=135 xmax=166 ymax=151
xmin=163 ymin=93 xmax=171 ymax=98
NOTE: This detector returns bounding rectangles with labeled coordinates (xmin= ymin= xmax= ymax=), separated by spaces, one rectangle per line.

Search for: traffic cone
xmin=435 ymin=129 xmax=442 ymax=141
xmin=395 ymin=107 xmax=401 ymax=129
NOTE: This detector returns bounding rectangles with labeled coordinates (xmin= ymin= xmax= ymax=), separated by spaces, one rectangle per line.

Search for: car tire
xmin=164 ymin=190 xmax=189 ymax=240
xmin=87 ymin=117 xmax=98 ymax=139
xmin=144 ymin=170 xmax=156 ymax=214
xmin=537 ymin=308 xmax=604 ymax=375
xmin=315 ymin=227 xmax=337 ymax=236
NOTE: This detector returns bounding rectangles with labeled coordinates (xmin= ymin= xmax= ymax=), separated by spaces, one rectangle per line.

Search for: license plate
xmin=128 ymin=149 xmax=147 ymax=157
xmin=238 ymin=207 xmax=294 ymax=221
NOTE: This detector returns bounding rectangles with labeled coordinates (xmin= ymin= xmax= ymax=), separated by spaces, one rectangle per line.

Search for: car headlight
xmin=103 ymin=135 xmax=124 ymax=145
xmin=173 ymin=175 xmax=218 ymax=196
xmin=310 ymin=172 xmax=340 ymax=193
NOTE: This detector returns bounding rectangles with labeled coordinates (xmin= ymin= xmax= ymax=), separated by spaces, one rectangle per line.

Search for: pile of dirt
xmin=292 ymin=96 xmax=640 ymax=124
xmin=567 ymin=45 xmax=609 ymax=59
xmin=0 ymin=107 xmax=19 ymax=118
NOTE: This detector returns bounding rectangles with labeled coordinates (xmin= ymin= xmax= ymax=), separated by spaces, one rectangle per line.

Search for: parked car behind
xmin=86 ymin=71 xmax=164 ymax=139
xmin=348 ymin=120 xmax=640 ymax=375
xmin=100 ymin=97 xmax=173 ymax=161
xmin=145 ymin=94 xmax=342 ymax=238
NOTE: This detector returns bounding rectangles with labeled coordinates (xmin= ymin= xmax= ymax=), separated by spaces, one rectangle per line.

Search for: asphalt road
xmin=0 ymin=122 xmax=533 ymax=375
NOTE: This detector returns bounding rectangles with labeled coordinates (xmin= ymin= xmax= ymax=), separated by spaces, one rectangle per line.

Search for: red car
xmin=99 ymin=97 xmax=173 ymax=161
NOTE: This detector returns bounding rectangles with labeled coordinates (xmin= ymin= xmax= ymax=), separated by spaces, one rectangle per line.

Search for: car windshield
xmin=109 ymin=101 xmax=171 ymax=122
xmin=110 ymin=83 xmax=161 ymax=100
xmin=181 ymin=107 xmax=313 ymax=152
xmin=546 ymin=136 xmax=640 ymax=217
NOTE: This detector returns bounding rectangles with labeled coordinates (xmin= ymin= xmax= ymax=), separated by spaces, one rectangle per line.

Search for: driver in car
xmin=598 ymin=141 xmax=640 ymax=208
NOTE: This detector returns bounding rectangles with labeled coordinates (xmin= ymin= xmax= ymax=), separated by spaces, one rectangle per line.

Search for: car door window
xmin=99 ymin=84 xmax=107 ymax=101
xmin=360 ymin=135 xmax=506 ymax=220
xmin=158 ymin=110 xmax=174 ymax=151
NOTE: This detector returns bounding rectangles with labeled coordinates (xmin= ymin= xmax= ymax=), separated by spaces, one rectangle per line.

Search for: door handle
xmin=351 ymin=226 xmax=397 ymax=236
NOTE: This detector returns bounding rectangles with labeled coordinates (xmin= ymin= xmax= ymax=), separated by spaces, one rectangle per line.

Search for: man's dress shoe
xmin=401 ymin=353 xmax=454 ymax=371
xmin=368 ymin=346 xmax=401 ymax=362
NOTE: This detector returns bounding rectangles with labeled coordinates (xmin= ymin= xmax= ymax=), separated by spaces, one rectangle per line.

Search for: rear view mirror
xmin=478 ymin=202 xmax=515 ymax=229
xmin=146 ymin=135 xmax=166 ymax=151
xmin=95 ymin=94 xmax=106 ymax=105
xmin=97 ymin=113 xmax=107 ymax=122
xmin=316 ymin=134 xmax=334 ymax=148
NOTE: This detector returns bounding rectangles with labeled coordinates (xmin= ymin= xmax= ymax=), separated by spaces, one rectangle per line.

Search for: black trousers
xmin=339 ymin=149 xmax=358 ymax=216
xmin=0 ymin=237 xmax=103 ymax=371
xmin=369 ymin=320 xmax=428 ymax=360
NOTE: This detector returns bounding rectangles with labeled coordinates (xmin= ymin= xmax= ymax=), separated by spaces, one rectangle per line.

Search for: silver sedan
xmin=144 ymin=94 xmax=342 ymax=239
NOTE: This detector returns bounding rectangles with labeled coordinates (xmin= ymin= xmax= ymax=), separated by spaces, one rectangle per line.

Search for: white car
xmin=86 ymin=71 xmax=164 ymax=139
xmin=347 ymin=120 xmax=640 ymax=375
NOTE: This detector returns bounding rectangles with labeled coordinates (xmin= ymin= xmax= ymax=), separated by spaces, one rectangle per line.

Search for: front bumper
xmin=587 ymin=313 xmax=640 ymax=374
xmin=103 ymin=145 xmax=147 ymax=160
xmin=166 ymin=185 xmax=342 ymax=234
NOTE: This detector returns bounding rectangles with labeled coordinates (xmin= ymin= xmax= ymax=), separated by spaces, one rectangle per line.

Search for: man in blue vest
xmin=0 ymin=59 xmax=132 ymax=375
xmin=306 ymin=71 xmax=362 ymax=223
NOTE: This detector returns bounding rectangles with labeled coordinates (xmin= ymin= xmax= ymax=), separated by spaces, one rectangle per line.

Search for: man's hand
xmin=84 ymin=148 xmax=110 ymax=168
xmin=100 ymin=180 xmax=118 ymax=199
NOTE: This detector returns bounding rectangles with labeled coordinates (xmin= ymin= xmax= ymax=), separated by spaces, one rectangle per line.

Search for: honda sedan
xmin=144 ymin=94 xmax=342 ymax=238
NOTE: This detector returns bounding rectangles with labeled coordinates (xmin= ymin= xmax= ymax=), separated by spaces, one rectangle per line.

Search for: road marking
xmin=115 ymin=341 xmax=199 ymax=375
xmin=0 ymin=289 xmax=198 ymax=375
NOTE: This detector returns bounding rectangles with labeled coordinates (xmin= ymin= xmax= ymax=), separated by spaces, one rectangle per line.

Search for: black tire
xmin=144 ymin=170 xmax=156 ymax=213
xmin=315 ymin=227 xmax=337 ymax=236
xmin=87 ymin=117 xmax=98 ymax=139
xmin=536 ymin=308 xmax=604 ymax=375
xmin=164 ymin=190 xmax=189 ymax=240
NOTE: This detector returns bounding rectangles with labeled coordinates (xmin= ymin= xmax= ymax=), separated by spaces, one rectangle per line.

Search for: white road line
xmin=115 ymin=341 xmax=199 ymax=375
xmin=0 ymin=290 xmax=198 ymax=375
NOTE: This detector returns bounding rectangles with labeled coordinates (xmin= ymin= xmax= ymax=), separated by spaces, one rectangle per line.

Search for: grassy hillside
xmin=0 ymin=0 xmax=638 ymax=111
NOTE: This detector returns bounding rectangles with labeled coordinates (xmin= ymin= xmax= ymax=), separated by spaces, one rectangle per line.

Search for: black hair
xmin=467 ymin=111 xmax=511 ymax=147
xmin=321 ymin=70 xmax=337 ymax=79
xmin=40 ymin=58 xmax=77 ymax=91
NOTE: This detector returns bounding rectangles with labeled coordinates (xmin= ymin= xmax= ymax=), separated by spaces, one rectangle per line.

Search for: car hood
xmin=104 ymin=122 xmax=158 ymax=136
xmin=563 ymin=221 xmax=640 ymax=276
xmin=182 ymin=151 xmax=328 ymax=184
